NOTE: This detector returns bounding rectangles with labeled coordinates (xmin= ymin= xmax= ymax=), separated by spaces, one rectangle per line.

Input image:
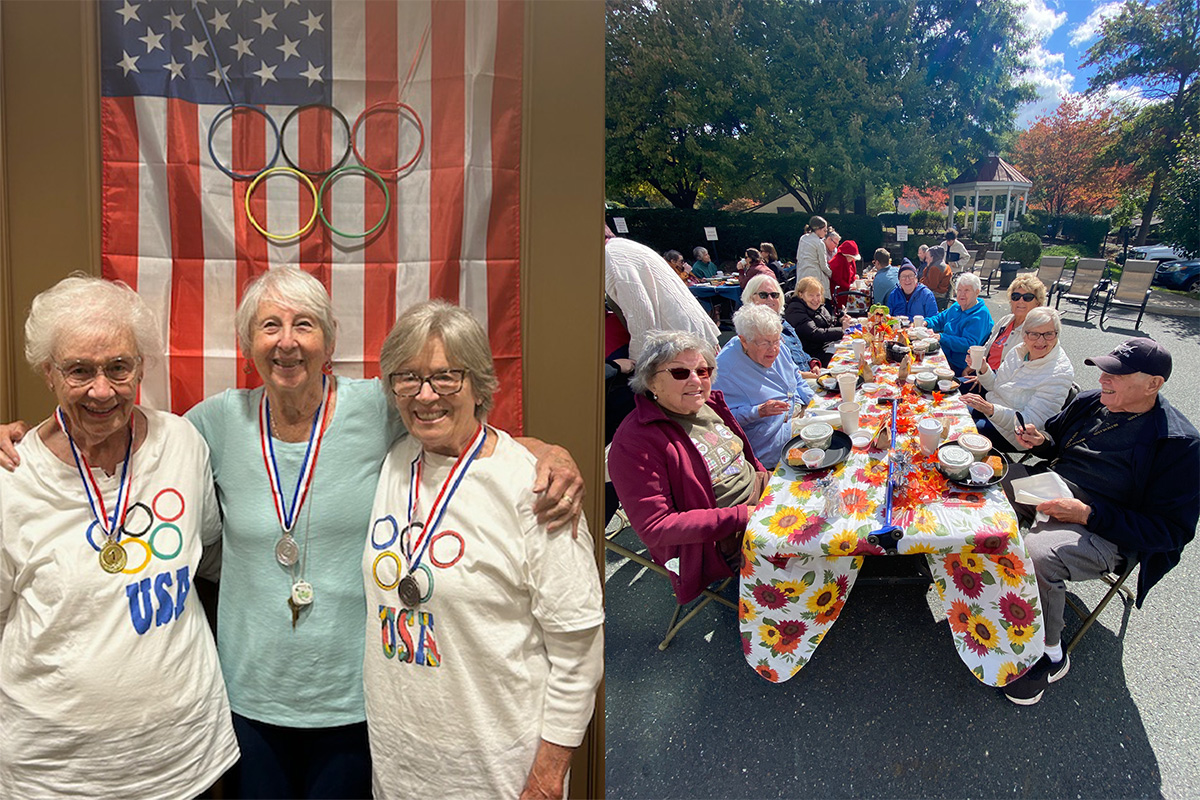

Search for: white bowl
xmin=969 ymin=462 xmax=995 ymax=484
xmin=861 ymin=382 xmax=878 ymax=393
xmin=934 ymin=367 xmax=955 ymax=381
xmin=800 ymin=422 xmax=834 ymax=450
xmin=818 ymin=375 xmax=838 ymax=391
xmin=937 ymin=379 xmax=957 ymax=392
xmin=916 ymin=371 xmax=938 ymax=391
xmin=958 ymin=433 xmax=993 ymax=461
xmin=850 ymin=434 xmax=871 ymax=450
xmin=802 ymin=449 xmax=826 ymax=469
xmin=938 ymin=445 xmax=973 ymax=480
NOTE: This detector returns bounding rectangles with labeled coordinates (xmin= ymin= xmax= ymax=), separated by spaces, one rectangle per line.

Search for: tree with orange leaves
xmin=1011 ymin=97 xmax=1132 ymax=216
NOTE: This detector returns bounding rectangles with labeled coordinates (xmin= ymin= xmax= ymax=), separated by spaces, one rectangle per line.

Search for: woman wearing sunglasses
xmin=742 ymin=274 xmax=816 ymax=372
xmin=960 ymin=306 xmax=1074 ymax=452
xmin=609 ymin=331 xmax=769 ymax=606
xmin=970 ymin=275 xmax=1048 ymax=376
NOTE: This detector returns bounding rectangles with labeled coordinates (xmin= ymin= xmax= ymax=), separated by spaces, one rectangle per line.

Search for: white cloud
xmin=1011 ymin=0 xmax=1074 ymax=128
xmin=1020 ymin=0 xmax=1068 ymax=38
xmin=1069 ymin=1 xmax=1124 ymax=47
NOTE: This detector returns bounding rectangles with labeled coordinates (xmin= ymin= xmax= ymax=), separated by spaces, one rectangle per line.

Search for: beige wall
xmin=0 ymin=1 xmax=605 ymax=796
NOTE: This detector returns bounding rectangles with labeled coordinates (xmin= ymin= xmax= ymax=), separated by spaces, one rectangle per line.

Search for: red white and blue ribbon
xmin=404 ymin=424 xmax=487 ymax=572
xmin=259 ymin=375 xmax=332 ymax=533
xmin=56 ymin=407 xmax=134 ymax=538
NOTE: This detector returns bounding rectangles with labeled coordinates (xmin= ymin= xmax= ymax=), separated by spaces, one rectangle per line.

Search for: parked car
xmin=1153 ymin=259 xmax=1200 ymax=293
xmin=1126 ymin=244 xmax=1187 ymax=264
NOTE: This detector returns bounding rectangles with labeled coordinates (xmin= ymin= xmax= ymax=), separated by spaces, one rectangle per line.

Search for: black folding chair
xmin=1064 ymin=556 xmax=1138 ymax=654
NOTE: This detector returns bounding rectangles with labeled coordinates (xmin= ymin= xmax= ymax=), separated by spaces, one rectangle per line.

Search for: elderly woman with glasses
xmin=961 ymin=307 xmax=1074 ymax=452
xmin=925 ymin=272 xmax=994 ymax=375
xmin=364 ymin=301 xmax=603 ymax=799
xmin=0 ymin=276 xmax=238 ymax=797
xmin=742 ymin=274 xmax=815 ymax=371
xmin=714 ymin=304 xmax=814 ymax=470
xmin=609 ymin=331 xmax=769 ymax=606
xmin=969 ymin=275 xmax=1048 ymax=376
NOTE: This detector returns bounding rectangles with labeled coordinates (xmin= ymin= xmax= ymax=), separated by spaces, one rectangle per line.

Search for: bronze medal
xmin=398 ymin=574 xmax=422 ymax=608
xmin=99 ymin=541 xmax=127 ymax=574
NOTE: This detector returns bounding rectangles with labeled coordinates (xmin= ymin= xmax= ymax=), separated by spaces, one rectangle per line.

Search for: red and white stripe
xmin=100 ymin=0 xmax=524 ymax=433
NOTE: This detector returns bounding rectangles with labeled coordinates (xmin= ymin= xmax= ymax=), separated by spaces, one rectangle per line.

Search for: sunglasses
xmin=1010 ymin=292 xmax=1037 ymax=302
xmin=657 ymin=366 xmax=713 ymax=380
xmin=756 ymin=291 xmax=782 ymax=300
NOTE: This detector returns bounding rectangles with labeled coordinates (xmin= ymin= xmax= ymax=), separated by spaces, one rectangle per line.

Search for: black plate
xmin=815 ymin=372 xmax=865 ymax=396
xmin=917 ymin=378 xmax=961 ymax=395
xmin=783 ymin=430 xmax=853 ymax=472
xmin=937 ymin=441 xmax=1010 ymax=488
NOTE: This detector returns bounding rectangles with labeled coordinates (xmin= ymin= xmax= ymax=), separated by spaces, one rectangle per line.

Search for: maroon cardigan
xmin=608 ymin=390 xmax=764 ymax=603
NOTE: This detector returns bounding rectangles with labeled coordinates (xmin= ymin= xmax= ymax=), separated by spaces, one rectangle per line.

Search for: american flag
xmin=99 ymin=0 xmax=525 ymax=433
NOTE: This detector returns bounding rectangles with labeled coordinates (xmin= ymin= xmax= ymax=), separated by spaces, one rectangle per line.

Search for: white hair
xmin=741 ymin=274 xmax=783 ymax=306
xmin=25 ymin=274 xmax=162 ymax=369
xmin=630 ymin=330 xmax=716 ymax=395
xmin=733 ymin=303 xmax=782 ymax=340
xmin=1023 ymin=305 xmax=1062 ymax=333
xmin=955 ymin=272 xmax=982 ymax=294
xmin=235 ymin=267 xmax=338 ymax=355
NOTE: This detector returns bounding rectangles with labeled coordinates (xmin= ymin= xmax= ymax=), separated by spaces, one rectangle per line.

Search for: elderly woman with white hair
xmin=925 ymin=272 xmax=994 ymax=375
xmin=742 ymin=273 xmax=816 ymax=371
xmin=961 ymin=307 xmax=1074 ymax=451
xmin=0 ymin=276 xmax=238 ymax=797
xmin=609 ymin=330 xmax=768 ymax=606
xmin=714 ymin=304 xmax=814 ymax=469
xmin=365 ymin=301 xmax=603 ymax=799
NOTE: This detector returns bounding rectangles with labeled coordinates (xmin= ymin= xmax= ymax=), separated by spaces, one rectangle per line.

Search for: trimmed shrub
xmin=877 ymin=212 xmax=911 ymax=230
xmin=1001 ymin=231 xmax=1042 ymax=270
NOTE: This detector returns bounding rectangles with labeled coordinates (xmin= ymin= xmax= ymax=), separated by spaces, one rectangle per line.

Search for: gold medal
xmin=99 ymin=541 xmax=127 ymax=574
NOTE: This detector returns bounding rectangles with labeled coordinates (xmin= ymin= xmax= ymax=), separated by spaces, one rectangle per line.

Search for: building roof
xmin=948 ymin=156 xmax=1031 ymax=187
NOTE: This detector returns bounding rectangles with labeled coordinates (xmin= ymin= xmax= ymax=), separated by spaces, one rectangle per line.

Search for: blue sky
xmin=1014 ymin=0 xmax=1137 ymax=128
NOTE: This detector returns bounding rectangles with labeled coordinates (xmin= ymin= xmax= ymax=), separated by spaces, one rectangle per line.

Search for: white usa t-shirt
xmin=362 ymin=429 xmax=604 ymax=799
xmin=0 ymin=408 xmax=238 ymax=799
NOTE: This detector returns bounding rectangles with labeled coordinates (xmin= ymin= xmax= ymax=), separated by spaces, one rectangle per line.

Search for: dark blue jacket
xmin=1032 ymin=390 xmax=1200 ymax=606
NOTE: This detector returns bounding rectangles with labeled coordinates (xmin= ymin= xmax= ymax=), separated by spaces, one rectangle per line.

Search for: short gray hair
xmin=629 ymin=330 xmax=716 ymax=395
xmin=379 ymin=300 xmax=499 ymax=418
xmin=1023 ymin=305 xmax=1061 ymax=334
xmin=741 ymin=274 xmax=783 ymax=306
xmin=235 ymin=267 xmax=337 ymax=355
xmin=25 ymin=274 xmax=162 ymax=369
xmin=955 ymin=272 xmax=982 ymax=294
xmin=733 ymin=303 xmax=782 ymax=340
xmin=693 ymin=246 xmax=708 ymax=259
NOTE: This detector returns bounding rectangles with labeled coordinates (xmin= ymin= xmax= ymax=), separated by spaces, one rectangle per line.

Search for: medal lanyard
xmin=259 ymin=375 xmax=333 ymax=533
xmin=404 ymin=424 xmax=487 ymax=572
xmin=55 ymin=407 xmax=134 ymax=540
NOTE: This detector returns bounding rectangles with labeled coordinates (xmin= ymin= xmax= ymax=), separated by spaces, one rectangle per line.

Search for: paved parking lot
xmin=604 ymin=287 xmax=1200 ymax=799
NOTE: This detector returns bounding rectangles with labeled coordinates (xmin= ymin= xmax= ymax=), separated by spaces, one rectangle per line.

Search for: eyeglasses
xmin=657 ymin=366 xmax=713 ymax=381
xmin=1024 ymin=330 xmax=1058 ymax=341
xmin=756 ymin=291 xmax=782 ymax=300
xmin=53 ymin=357 xmax=141 ymax=388
xmin=1010 ymin=292 xmax=1037 ymax=302
xmin=389 ymin=369 xmax=468 ymax=397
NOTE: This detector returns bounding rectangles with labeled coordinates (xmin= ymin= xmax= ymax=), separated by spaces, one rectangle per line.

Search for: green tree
xmin=1083 ymin=0 xmax=1200 ymax=245
xmin=1159 ymin=127 xmax=1200 ymax=257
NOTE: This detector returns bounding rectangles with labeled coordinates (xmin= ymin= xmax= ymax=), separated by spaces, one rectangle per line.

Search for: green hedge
xmin=605 ymin=209 xmax=884 ymax=267
xmin=1001 ymin=231 xmax=1042 ymax=270
xmin=1017 ymin=211 xmax=1112 ymax=254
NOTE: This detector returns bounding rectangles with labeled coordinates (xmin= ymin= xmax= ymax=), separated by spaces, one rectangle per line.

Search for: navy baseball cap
xmin=1085 ymin=337 xmax=1172 ymax=381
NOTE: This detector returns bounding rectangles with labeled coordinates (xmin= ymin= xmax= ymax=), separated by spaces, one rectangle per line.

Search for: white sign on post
xmin=896 ymin=225 xmax=909 ymax=242
xmin=992 ymin=215 xmax=1004 ymax=243
xmin=613 ymin=217 xmax=628 ymax=234
xmin=704 ymin=226 xmax=719 ymax=241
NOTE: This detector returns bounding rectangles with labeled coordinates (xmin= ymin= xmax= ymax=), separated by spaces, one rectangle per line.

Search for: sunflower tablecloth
xmin=740 ymin=344 xmax=1044 ymax=686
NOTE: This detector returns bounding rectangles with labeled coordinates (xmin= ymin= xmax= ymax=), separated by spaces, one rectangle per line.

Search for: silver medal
xmin=275 ymin=535 xmax=300 ymax=567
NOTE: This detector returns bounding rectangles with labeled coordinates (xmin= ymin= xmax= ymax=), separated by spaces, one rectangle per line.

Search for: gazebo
xmin=946 ymin=155 xmax=1033 ymax=238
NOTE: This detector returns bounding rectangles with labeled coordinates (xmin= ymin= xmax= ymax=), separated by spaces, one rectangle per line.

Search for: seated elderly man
xmin=713 ymin=304 xmax=814 ymax=469
xmin=1001 ymin=338 xmax=1200 ymax=705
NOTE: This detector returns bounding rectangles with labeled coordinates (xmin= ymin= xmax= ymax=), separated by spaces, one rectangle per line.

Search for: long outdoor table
xmin=739 ymin=338 xmax=1045 ymax=687
xmin=688 ymin=282 xmax=743 ymax=309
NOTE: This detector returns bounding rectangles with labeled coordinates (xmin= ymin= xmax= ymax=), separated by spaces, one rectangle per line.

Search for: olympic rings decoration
xmin=372 ymin=516 xmax=400 ymax=551
xmin=121 ymin=538 xmax=153 ymax=575
xmin=208 ymin=104 xmax=282 ymax=181
xmin=318 ymin=165 xmax=391 ymax=239
xmin=120 ymin=502 xmax=154 ymax=538
xmin=244 ymin=167 xmax=320 ymax=241
xmin=281 ymin=104 xmax=353 ymax=177
xmin=351 ymin=101 xmax=426 ymax=179
xmin=373 ymin=551 xmax=402 ymax=591
xmin=150 ymin=523 xmax=184 ymax=561
xmin=427 ymin=530 xmax=465 ymax=569
xmin=409 ymin=563 xmax=435 ymax=604
xmin=152 ymin=487 xmax=185 ymax=522
xmin=85 ymin=520 xmax=105 ymax=553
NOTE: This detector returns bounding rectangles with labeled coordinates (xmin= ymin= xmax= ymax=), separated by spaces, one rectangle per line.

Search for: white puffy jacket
xmin=977 ymin=342 xmax=1075 ymax=449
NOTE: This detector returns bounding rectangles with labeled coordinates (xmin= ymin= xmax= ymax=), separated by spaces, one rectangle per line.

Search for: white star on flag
xmin=183 ymin=36 xmax=208 ymax=61
xmin=299 ymin=61 xmax=324 ymax=86
xmin=277 ymin=35 xmax=300 ymax=62
xmin=138 ymin=27 xmax=164 ymax=53
xmin=115 ymin=0 xmax=140 ymax=25
xmin=117 ymin=49 xmax=139 ymax=76
xmin=253 ymin=61 xmax=279 ymax=86
xmin=164 ymin=57 xmax=185 ymax=81
xmin=254 ymin=9 xmax=278 ymax=34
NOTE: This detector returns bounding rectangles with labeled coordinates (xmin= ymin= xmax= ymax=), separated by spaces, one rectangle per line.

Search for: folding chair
xmin=604 ymin=524 xmax=736 ymax=651
xmin=1033 ymin=256 xmax=1068 ymax=305
xmin=1063 ymin=555 xmax=1138 ymax=654
xmin=1098 ymin=259 xmax=1157 ymax=330
xmin=1054 ymin=258 xmax=1108 ymax=321
xmin=978 ymin=250 xmax=1004 ymax=296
